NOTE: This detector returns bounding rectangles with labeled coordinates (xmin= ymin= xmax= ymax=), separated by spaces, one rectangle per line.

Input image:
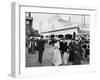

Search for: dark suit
xmin=60 ymin=41 xmax=67 ymax=52
xmin=37 ymin=39 xmax=45 ymax=63
xmin=60 ymin=41 xmax=68 ymax=58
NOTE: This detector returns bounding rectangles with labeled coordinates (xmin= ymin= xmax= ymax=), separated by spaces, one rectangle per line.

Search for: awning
xmin=31 ymin=29 xmax=40 ymax=37
xmin=78 ymin=29 xmax=90 ymax=36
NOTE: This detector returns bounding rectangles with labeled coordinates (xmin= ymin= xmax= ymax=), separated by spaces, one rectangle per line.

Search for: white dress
xmin=63 ymin=52 xmax=69 ymax=65
xmin=63 ymin=40 xmax=70 ymax=65
xmin=52 ymin=42 xmax=62 ymax=66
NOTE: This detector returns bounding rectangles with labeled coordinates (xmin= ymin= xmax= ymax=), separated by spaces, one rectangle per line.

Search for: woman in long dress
xmin=52 ymin=41 xmax=62 ymax=66
xmin=63 ymin=40 xmax=71 ymax=65
xmin=63 ymin=49 xmax=70 ymax=65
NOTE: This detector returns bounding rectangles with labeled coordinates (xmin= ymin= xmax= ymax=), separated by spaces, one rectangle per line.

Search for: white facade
xmin=41 ymin=27 xmax=78 ymax=36
xmin=54 ymin=28 xmax=78 ymax=35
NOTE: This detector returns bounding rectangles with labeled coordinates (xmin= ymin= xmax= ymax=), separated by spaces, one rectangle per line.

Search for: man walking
xmin=37 ymin=35 xmax=45 ymax=64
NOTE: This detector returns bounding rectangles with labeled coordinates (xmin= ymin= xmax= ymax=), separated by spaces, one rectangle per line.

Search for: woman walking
xmin=52 ymin=41 xmax=62 ymax=66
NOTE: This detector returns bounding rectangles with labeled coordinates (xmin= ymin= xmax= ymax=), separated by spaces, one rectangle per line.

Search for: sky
xmin=26 ymin=13 xmax=90 ymax=33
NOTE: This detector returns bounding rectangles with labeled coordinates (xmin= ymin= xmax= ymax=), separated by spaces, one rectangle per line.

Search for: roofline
xmin=41 ymin=27 xmax=78 ymax=34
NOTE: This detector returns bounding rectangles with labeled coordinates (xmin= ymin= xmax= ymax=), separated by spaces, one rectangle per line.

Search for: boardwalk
xmin=26 ymin=43 xmax=53 ymax=67
xmin=26 ymin=43 xmax=89 ymax=67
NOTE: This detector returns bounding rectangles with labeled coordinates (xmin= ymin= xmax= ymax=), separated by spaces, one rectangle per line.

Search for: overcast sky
xmin=28 ymin=13 xmax=90 ymax=33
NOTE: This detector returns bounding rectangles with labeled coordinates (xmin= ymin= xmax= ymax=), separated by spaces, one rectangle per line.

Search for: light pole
xmin=39 ymin=22 xmax=42 ymax=34
xmin=81 ymin=15 xmax=86 ymax=28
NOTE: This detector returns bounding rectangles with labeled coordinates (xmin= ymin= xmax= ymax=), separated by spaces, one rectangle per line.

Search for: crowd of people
xmin=26 ymin=32 xmax=90 ymax=66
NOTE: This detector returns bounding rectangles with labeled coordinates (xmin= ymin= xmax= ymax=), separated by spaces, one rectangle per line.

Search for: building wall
xmin=41 ymin=28 xmax=78 ymax=36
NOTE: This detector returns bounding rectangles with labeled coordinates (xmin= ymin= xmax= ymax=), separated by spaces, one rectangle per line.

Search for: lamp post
xmin=81 ymin=15 xmax=86 ymax=28
xmin=39 ymin=22 xmax=42 ymax=34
